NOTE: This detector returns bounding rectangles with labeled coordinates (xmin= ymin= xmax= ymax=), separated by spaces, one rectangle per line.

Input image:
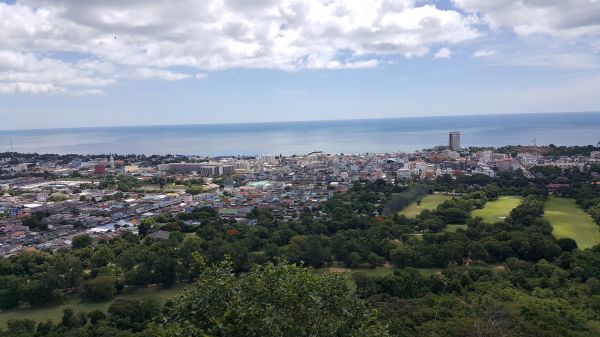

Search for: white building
xmin=397 ymin=169 xmax=412 ymax=179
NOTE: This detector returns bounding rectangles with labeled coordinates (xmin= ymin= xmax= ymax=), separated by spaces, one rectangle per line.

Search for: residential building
xmin=449 ymin=131 xmax=460 ymax=151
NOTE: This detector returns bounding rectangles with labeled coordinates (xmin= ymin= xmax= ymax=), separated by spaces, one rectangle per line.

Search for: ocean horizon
xmin=1 ymin=111 xmax=599 ymax=156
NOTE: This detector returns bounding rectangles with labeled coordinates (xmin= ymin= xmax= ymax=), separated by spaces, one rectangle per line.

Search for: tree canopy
xmin=149 ymin=258 xmax=389 ymax=337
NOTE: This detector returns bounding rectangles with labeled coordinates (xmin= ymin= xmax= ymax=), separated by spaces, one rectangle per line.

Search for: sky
xmin=0 ymin=0 xmax=599 ymax=130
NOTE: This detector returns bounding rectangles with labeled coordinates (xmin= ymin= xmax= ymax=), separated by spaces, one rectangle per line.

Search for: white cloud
xmin=3 ymin=0 xmax=598 ymax=96
xmin=0 ymin=82 xmax=63 ymax=94
xmin=0 ymin=50 xmax=113 ymax=93
xmin=472 ymin=49 xmax=496 ymax=57
xmin=453 ymin=0 xmax=600 ymax=37
xmin=434 ymin=47 xmax=452 ymax=58
xmin=133 ymin=68 xmax=192 ymax=81
xmin=0 ymin=0 xmax=482 ymax=94
xmin=308 ymin=59 xmax=380 ymax=69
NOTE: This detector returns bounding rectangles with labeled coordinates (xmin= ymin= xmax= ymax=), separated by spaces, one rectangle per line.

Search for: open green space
xmin=0 ymin=285 xmax=185 ymax=328
xmin=400 ymin=194 xmax=452 ymax=218
xmin=544 ymin=197 xmax=600 ymax=250
xmin=323 ymin=263 xmax=500 ymax=290
xmin=472 ymin=196 xmax=522 ymax=223
xmin=323 ymin=266 xmax=395 ymax=290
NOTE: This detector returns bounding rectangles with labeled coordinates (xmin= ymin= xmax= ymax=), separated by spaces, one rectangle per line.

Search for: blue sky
xmin=0 ymin=0 xmax=599 ymax=130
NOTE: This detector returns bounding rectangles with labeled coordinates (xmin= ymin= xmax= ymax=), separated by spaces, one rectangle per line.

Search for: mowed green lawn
xmin=0 ymin=285 xmax=185 ymax=328
xmin=400 ymin=194 xmax=453 ymax=217
xmin=473 ymin=196 xmax=522 ymax=223
xmin=544 ymin=197 xmax=600 ymax=250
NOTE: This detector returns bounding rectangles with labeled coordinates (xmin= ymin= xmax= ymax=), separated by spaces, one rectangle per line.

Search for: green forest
xmin=2 ymin=166 xmax=600 ymax=336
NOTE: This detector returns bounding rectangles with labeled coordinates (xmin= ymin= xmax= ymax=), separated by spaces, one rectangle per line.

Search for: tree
xmin=108 ymin=297 xmax=163 ymax=332
xmin=375 ymin=269 xmax=428 ymax=298
xmin=90 ymin=246 xmax=115 ymax=268
xmin=124 ymin=264 xmax=153 ymax=287
xmin=367 ymin=253 xmax=385 ymax=268
xmin=82 ymin=276 xmax=116 ymax=300
xmin=590 ymin=204 xmax=600 ymax=225
xmin=149 ymin=260 xmax=389 ymax=337
xmin=138 ymin=221 xmax=151 ymax=238
xmin=0 ymin=275 xmax=22 ymax=309
xmin=153 ymin=256 xmax=177 ymax=287
xmin=347 ymin=252 xmax=363 ymax=268
xmin=22 ymin=276 xmax=59 ymax=306
xmin=302 ymin=237 xmax=331 ymax=268
xmin=557 ymin=238 xmax=578 ymax=252
xmin=435 ymin=207 xmax=469 ymax=224
xmin=263 ymin=243 xmax=281 ymax=260
xmin=185 ymin=185 xmax=204 ymax=195
xmin=5 ymin=319 xmax=36 ymax=336
xmin=467 ymin=241 xmax=489 ymax=261
xmin=53 ymin=254 xmax=84 ymax=289
xmin=22 ymin=213 xmax=48 ymax=231
xmin=72 ymin=234 xmax=92 ymax=249
xmin=35 ymin=320 xmax=55 ymax=336
xmin=285 ymin=235 xmax=331 ymax=268
xmin=390 ymin=245 xmax=416 ymax=268
xmin=87 ymin=310 xmax=107 ymax=325
xmin=59 ymin=308 xmax=80 ymax=329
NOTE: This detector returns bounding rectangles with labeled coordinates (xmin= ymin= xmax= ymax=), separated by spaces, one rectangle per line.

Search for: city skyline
xmin=1 ymin=0 xmax=600 ymax=130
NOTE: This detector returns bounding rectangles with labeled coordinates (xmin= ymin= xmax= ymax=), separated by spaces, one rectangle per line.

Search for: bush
xmin=72 ymin=234 xmax=92 ymax=249
xmin=151 ymin=261 xmax=389 ymax=336
xmin=82 ymin=276 xmax=116 ymax=300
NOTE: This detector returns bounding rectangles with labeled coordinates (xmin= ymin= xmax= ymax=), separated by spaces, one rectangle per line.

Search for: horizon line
xmin=1 ymin=110 xmax=599 ymax=133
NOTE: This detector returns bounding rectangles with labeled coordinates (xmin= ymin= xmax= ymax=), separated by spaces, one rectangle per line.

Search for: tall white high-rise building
xmin=449 ymin=131 xmax=461 ymax=151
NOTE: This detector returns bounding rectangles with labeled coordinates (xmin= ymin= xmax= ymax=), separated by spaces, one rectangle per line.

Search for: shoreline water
xmin=3 ymin=110 xmax=598 ymax=133
xmin=1 ymin=111 xmax=599 ymax=156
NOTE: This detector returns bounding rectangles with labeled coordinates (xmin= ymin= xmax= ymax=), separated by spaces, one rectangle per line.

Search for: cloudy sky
xmin=1 ymin=0 xmax=599 ymax=130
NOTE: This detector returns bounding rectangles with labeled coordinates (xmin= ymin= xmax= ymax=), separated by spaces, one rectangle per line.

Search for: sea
xmin=1 ymin=112 xmax=599 ymax=156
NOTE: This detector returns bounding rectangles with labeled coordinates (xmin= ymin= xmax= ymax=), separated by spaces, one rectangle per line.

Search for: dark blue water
xmin=0 ymin=112 xmax=599 ymax=155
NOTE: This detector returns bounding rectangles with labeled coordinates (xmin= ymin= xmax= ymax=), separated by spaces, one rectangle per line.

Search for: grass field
xmin=400 ymin=194 xmax=453 ymax=217
xmin=324 ymin=266 xmax=395 ymax=290
xmin=544 ymin=197 xmax=600 ymax=249
xmin=0 ymin=285 xmax=185 ymax=328
xmin=472 ymin=196 xmax=522 ymax=223
xmin=325 ymin=266 xmax=447 ymax=287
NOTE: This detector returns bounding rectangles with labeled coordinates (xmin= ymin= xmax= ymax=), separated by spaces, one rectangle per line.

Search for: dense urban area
xmin=1 ymin=133 xmax=600 ymax=336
